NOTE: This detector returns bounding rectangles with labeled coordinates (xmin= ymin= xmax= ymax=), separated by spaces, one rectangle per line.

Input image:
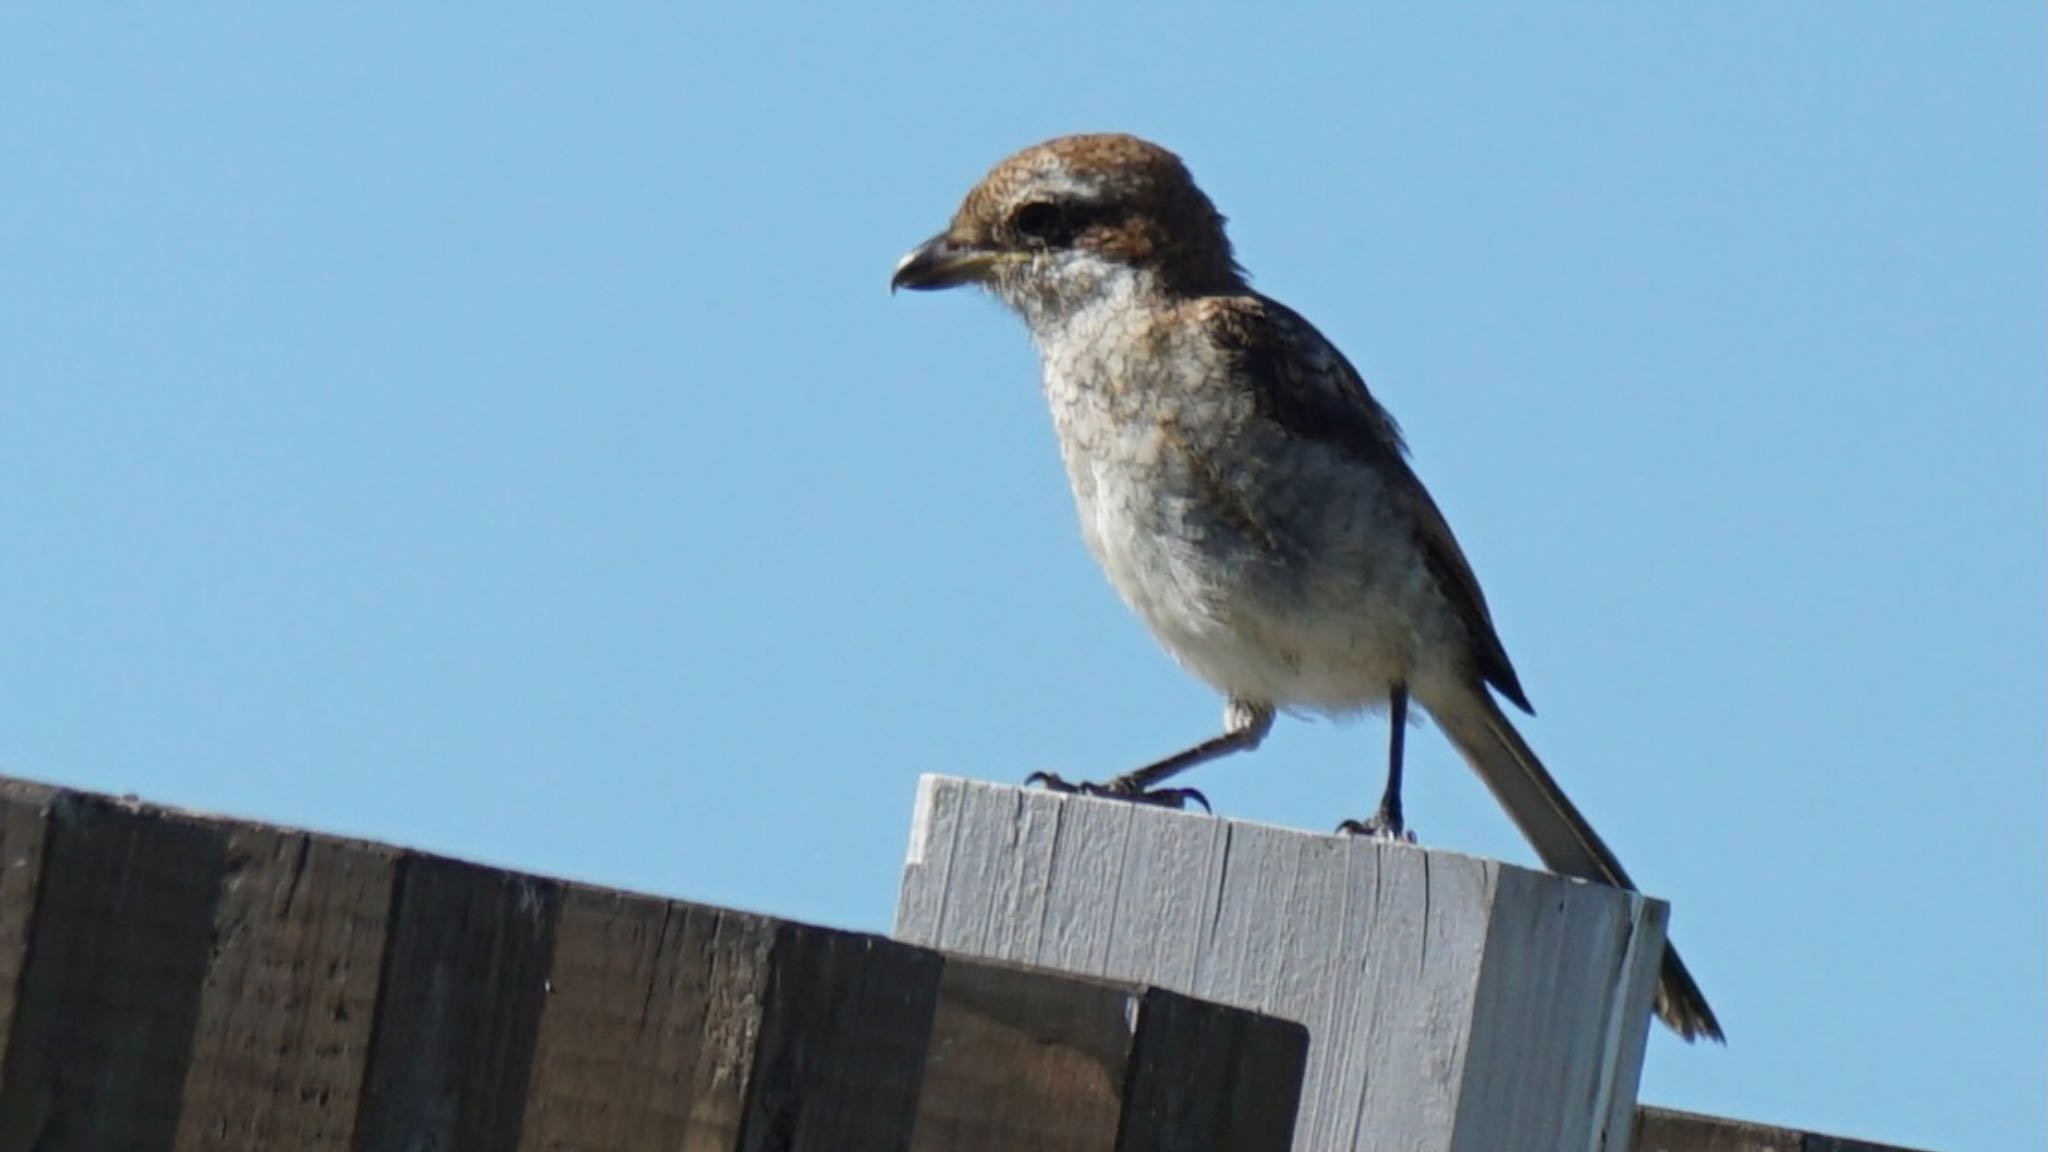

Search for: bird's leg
xmin=1029 ymin=699 xmax=1274 ymax=812
xmin=1339 ymin=682 xmax=1417 ymax=841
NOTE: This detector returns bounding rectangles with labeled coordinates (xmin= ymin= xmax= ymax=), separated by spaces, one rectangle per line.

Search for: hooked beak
xmin=890 ymin=233 xmax=999 ymax=293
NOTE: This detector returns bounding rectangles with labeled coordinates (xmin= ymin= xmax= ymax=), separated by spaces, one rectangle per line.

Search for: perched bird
xmin=891 ymin=133 xmax=1721 ymax=1042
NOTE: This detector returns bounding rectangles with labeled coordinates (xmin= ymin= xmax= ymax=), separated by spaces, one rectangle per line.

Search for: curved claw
xmin=1091 ymin=784 xmax=1209 ymax=813
xmin=1024 ymin=772 xmax=1211 ymax=814
xmin=1336 ymin=817 xmax=1417 ymax=844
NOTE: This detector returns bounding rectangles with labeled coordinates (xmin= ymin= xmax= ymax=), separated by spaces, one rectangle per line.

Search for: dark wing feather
xmin=1205 ymin=296 xmax=1533 ymax=713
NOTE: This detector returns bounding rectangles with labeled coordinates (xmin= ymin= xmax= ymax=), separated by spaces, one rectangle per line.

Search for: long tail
xmin=1421 ymin=680 xmax=1724 ymax=1042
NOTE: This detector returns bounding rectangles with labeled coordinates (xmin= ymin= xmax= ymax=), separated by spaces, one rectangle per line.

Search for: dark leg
xmin=1029 ymin=698 xmax=1275 ymax=812
xmin=1339 ymin=682 xmax=1415 ymax=841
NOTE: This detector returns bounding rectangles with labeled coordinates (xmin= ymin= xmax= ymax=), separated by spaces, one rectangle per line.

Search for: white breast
xmin=1026 ymin=274 xmax=1421 ymax=713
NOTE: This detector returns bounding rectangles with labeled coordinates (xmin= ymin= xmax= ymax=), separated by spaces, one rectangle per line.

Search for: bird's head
xmin=891 ymin=133 xmax=1244 ymax=328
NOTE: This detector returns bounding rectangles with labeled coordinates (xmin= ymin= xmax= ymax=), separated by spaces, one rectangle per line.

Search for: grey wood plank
xmin=897 ymin=776 xmax=1666 ymax=1152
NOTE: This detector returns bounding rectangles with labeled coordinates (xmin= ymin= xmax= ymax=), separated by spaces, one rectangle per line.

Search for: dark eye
xmin=1010 ymin=201 xmax=1066 ymax=244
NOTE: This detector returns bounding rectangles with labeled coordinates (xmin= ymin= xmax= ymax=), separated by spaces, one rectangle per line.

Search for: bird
xmin=890 ymin=132 xmax=1721 ymax=1043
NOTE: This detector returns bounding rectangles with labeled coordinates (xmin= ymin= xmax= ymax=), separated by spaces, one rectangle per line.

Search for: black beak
xmin=890 ymin=233 xmax=997 ymax=293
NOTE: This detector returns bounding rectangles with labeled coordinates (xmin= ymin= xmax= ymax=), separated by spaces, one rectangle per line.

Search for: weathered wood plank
xmin=22 ymin=770 xmax=1932 ymax=1152
xmin=1456 ymin=866 xmax=1668 ymax=1151
xmin=516 ymin=889 xmax=776 ymax=1152
xmin=1120 ymin=986 xmax=1307 ymax=1152
xmin=897 ymin=775 xmax=1666 ymax=1152
xmin=911 ymin=960 xmax=1308 ymax=1152
xmin=1633 ymin=1107 xmax=1933 ymax=1152
xmin=352 ymin=854 xmax=561 ymax=1152
xmin=172 ymin=827 xmax=396 ymax=1151
xmin=911 ymin=956 xmax=1138 ymax=1150
xmin=0 ymin=780 xmax=55 ymax=1091
xmin=739 ymin=922 xmax=945 ymax=1151
xmin=0 ymin=793 xmax=228 ymax=1152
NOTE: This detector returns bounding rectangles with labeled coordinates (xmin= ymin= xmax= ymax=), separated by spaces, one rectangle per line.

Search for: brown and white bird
xmin=891 ymin=132 xmax=1721 ymax=1042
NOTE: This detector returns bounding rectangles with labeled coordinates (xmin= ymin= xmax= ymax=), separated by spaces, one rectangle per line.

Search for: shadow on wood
xmin=896 ymin=776 xmax=1933 ymax=1152
xmin=0 ymin=775 xmax=1306 ymax=1152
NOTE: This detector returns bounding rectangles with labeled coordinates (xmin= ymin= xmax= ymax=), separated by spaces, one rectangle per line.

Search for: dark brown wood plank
xmin=516 ymin=889 xmax=777 ymax=1152
xmin=738 ymin=923 xmax=945 ymax=1152
xmin=351 ymin=854 xmax=561 ymax=1152
xmin=0 ymin=793 xmax=229 ymax=1152
xmin=0 ymin=780 xmax=56 ymax=1086
xmin=1117 ymin=987 xmax=1306 ymax=1152
xmin=1635 ymin=1107 xmax=1933 ymax=1152
xmin=173 ymin=827 xmax=397 ymax=1151
xmin=909 ymin=956 xmax=1136 ymax=1151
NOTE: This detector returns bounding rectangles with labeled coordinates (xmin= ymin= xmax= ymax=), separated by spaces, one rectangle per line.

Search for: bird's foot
xmin=1337 ymin=813 xmax=1416 ymax=843
xmin=1025 ymin=771 xmax=1211 ymax=813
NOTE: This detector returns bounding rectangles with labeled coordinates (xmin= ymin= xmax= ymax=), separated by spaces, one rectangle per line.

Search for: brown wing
xmin=1203 ymin=295 xmax=1533 ymax=713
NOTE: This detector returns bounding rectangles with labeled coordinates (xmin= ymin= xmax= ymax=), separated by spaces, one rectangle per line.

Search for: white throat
xmin=995 ymin=253 xmax=1155 ymax=348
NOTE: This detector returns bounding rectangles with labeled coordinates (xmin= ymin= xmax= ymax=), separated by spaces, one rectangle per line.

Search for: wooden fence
xmin=0 ymin=773 xmax=1926 ymax=1151
xmin=901 ymin=776 xmax=1927 ymax=1152
xmin=0 ymin=777 xmax=1303 ymax=1150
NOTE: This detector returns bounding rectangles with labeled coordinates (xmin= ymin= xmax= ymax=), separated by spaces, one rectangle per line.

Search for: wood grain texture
xmin=1633 ymin=1108 xmax=1933 ymax=1152
xmin=0 ymin=780 xmax=55 ymax=1090
xmin=738 ymin=922 xmax=944 ymax=1152
xmin=897 ymin=776 xmax=1666 ymax=1152
xmin=0 ymin=772 xmax=1899 ymax=1152
xmin=910 ymin=956 xmax=1305 ymax=1152
xmin=1120 ymin=986 xmax=1306 ymax=1152
xmin=0 ymin=792 xmax=228 ymax=1152
xmin=351 ymin=853 xmax=561 ymax=1152
xmin=1457 ymin=866 xmax=1668 ymax=1152
xmin=516 ymin=888 xmax=776 ymax=1152
xmin=173 ymin=827 xmax=396 ymax=1151
xmin=911 ymin=956 xmax=1137 ymax=1151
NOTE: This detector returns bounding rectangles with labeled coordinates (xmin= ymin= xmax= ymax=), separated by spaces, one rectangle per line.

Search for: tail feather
xmin=1422 ymin=681 xmax=1724 ymax=1043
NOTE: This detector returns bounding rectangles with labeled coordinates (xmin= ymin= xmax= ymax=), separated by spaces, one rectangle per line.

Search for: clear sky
xmin=2 ymin=6 xmax=2040 ymax=1148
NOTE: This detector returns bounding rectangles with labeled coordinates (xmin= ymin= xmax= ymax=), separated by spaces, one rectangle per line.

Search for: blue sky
xmin=2 ymin=6 xmax=2040 ymax=1147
